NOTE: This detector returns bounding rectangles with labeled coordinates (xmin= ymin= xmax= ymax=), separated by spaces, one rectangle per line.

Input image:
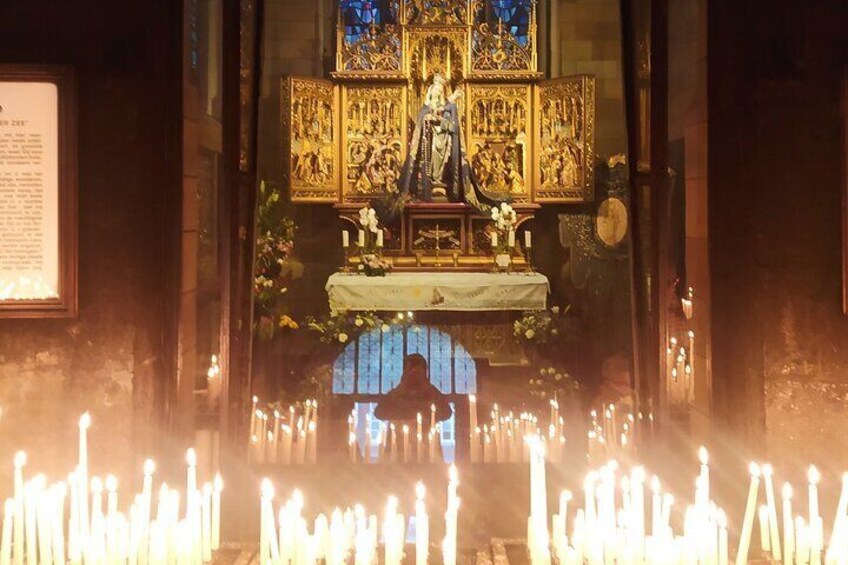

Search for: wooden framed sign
xmin=0 ymin=65 xmax=77 ymax=318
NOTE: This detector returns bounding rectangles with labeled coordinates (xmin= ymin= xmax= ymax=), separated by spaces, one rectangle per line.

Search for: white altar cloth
xmin=326 ymin=272 xmax=549 ymax=312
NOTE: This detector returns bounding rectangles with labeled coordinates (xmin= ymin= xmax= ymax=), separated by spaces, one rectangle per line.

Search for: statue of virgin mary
xmin=398 ymin=74 xmax=508 ymax=211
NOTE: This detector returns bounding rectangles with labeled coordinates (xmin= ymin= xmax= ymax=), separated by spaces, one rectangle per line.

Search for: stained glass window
xmin=341 ymin=0 xmax=398 ymax=44
xmin=479 ymin=0 xmax=532 ymax=46
xmin=332 ymin=324 xmax=477 ymax=395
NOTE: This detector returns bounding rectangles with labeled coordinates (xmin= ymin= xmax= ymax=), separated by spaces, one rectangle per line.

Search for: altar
xmin=326 ymin=271 xmax=549 ymax=312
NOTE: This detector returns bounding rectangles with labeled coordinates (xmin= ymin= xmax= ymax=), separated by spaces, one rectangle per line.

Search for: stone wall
xmin=0 ymin=1 xmax=181 ymax=482
xmin=555 ymin=0 xmax=626 ymax=157
xmin=708 ymin=0 xmax=848 ymax=471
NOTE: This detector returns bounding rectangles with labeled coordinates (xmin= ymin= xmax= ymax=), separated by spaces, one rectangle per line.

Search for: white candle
xmin=508 ymin=230 xmax=516 ymax=248
xmin=829 ymin=473 xmax=848 ymax=555
xmin=782 ymin=483 xmax=794 ymax=565
xmin=415 ymin=483 xmax=428 ymax=565
xmin=468 ymin=396 xmax=479 ymax=463
xmin=761 ymin=464 xmax=782 ymax=561
xmin=212 ymin=474 xmax=222 ymax=551
xmin=376 ymin=229 xmax=384 ymax=247
xmin=1 ymin=499 xmax=12 ymax=565
xmin=718 ymin=510 xmax=729 ymax=565
xmin=524 ymin=231 xmax=532 ymax=248
xmin=12 ymin=453 xmax=24 ymax=565
xmin=357 ymin=230 xmax=365 ymax=247
xmin=202 ymin=483 xmax=212 ymax=562
xmin=758 ymin=504 xmax=771 ymax=552
xmin=78 ymin=413 xmax=91 ymax=545
xmin=342 ymin=231 xmax=349 ymax=248
xmin=491 ymin=232 xmax=498 ymax=248
xmin=650 ymin=476 xmax=661 ymax=536
xmin=735 ymin=463 xmax=760 ymax=565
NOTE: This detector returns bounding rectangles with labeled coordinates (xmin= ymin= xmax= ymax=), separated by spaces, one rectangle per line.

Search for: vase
xmin=495 ymin=253 xmax=512 ymax=271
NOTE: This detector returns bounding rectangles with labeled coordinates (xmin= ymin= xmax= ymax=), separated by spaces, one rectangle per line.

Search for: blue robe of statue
xmin=398 ymin=99 xmax=507 ymax=212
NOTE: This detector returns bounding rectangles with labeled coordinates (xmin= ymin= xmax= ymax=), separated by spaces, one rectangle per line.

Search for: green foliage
xmin=254 ymin=181 xmax=304 ymax=340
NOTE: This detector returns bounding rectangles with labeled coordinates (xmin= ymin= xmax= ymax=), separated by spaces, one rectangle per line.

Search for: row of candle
xmin=249 ymin=398 xmax=318 ymax=465
xmin=341 ymin=230 xmax=384 ymax=249
xmin=490 ymin=230 xmax=532 ymax=250
xmin=0 ymin=414 xmax=223 ymax=565
xmin=468 ymin=396 xmax=565 ymax=464
xmin=667 ymin=287 xmax=696 ymax=407
xmin=526 ymin=440 xmax=848 ymax=565
xmin=257 ymin=466 xmax=459 ymax=565
xmin=586 ymin=405 xmax=654 ymax=465
xmin=347 ymin=409 xmax=446 ymax=464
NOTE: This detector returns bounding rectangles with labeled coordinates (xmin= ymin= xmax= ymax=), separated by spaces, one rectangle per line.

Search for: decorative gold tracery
xmin=403 ymin=0 xmax=468 ymax=25
xmin=535 ymin=75 xmax=596 ymax=203
xmin=469 ymin=0 xmax=537 ymax=75
xmin=281 ymin=78 xmax=339 ymax=203
xmin=467 ymin=84 xmax=532 ymax=201
xmin=341 ymin=85 xmax=407 ymax=201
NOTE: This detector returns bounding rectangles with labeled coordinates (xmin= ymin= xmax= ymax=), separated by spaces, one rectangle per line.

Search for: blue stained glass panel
xmin=357 ymin=329 xmax=382 ymax=394
xmin=484 ymin=0 xmax=532 ymax=46
xmin=429 ymin=327 xmax=453 ymax=393
xmin=381 ymin=325 xmax=404 ymax=392
xmin=333 ymin=343 xmax=356 ymax=394
xmin=453 ymin=343 xmax=478 ymax=394
xmin=341 ymin=0 xmax=396 ymax=44
xmin=406 ymin=325 xmax=429 ymax=358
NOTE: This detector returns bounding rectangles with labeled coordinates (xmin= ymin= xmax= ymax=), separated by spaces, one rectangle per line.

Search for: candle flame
xmin=214 ymin=473 xmax=223 ymax=491
xmin=651 ymin=475 xmax=660 ymax=493
xmin=808 ymin=465 xmax=820 ymax=485
xmin=202 ymin=482 xmax=212 ymax=495
xmin=91 ymin=477 xmax=103 ymax=493
xmin=105 ymin=474 xmax=118 ymax=492
xmin=698 ymin=446 xmax=708 ymax=465
xmin=749 ymin=462 xmax=761 ymax=477
xmin=79 ymin=412 xmax=92 ymax=429
xmin=186 ymin=448 xmax=197 ymax=467
xmin=416 ymin=481 xmax=426 ymax=500
xmin=782 ymin=482 xmax=793 ymax=499
xmin=143 ymin=458 xmax=156 ymax=476
xmin=261 ymin=479 xmax=274 ymax=499
xmin=14 ymin=451 xmax=26 ymax=468
xmin=761 ymin=463 xmax=773 ymax=477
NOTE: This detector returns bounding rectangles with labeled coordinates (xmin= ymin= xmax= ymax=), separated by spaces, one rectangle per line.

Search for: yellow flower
xmin=355 ymin=317 xmax=364 ymax=327
xmin=381 ymin=324 xmax=390 ymax=332
xmin=525 ymin=329 xmax=535 ymax=339
xmin=338 ymin=333 xmax=349 ymax=343
xmin=608 ymin=154 xmax=626 ymax=168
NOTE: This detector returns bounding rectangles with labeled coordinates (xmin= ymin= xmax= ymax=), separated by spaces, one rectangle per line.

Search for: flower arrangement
xmin=513 ymin=305 xmax=571 ymax=345
xmin=528 ymin=366 xmax=581 ymax=400
xmin=359 ymin=253 xmax=391 ymax=277
xmin=304 ymin=311 xmax=388 ymax=345
xmin=253 ymin=181 xmax=303 ymax=340
xmin=357 ymin=206 xmax=382 ymax=253
xmin=490 ymin=202 xmax=518 ymax=254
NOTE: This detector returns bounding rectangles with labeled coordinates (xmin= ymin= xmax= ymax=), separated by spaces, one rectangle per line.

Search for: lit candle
xmin=524 ymin=231 xmax=532 ymax=248
xmin=735 ymin=463 xmax=761 ymax=565
xmin=307 ymin=420 xmax=317 ymax=464
xmin=758 ymin=504 xmax=771 ymax=553
xmin=0 ymin=499 xmax=12 ymax=565
xmin=376 ymin=229 xmax=384 ymax=248
xmin=201 ymin=483 xmax=212 ymax=562
xmin=342 ymin=231 xmax=349 ymax=248
xmin=468 ymin=396 xmax=479 ymax=463
xmin=718 ymin=510 xmax=729 ymax=565
xmin=212 ymin=473 xmax=223 ymax=551
xmin=402 ymin=425 xmax=410 ymax=463
xmin=782 ymin=483 xmax=794 ymax=565
xmin=186 ymin=448 xmax=197 ymax=496
xmin=78 ymin=413 xmax=91 ymax=545
xmin=416 ymin=413 xmax=423 ymax=463
xmin=829 ymin=473 xmax=848 ymax=556
xmin=415 ymin=483 xmax=428 ymax=565
xmin=761 ymin=464 xmax=782 ymax=561
xmin=650 ymin=476 xmax=661 ymax=536
xmin=12 ymin=453 xmax=24 ymax=565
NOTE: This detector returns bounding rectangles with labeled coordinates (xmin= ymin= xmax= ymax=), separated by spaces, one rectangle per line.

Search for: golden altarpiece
xmin=281 ymin=0 xmax=595 ymax=270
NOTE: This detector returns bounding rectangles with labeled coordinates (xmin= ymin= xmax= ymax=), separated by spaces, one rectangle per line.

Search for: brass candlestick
xmin=524 ymin=246 xmax=534 ymax=273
